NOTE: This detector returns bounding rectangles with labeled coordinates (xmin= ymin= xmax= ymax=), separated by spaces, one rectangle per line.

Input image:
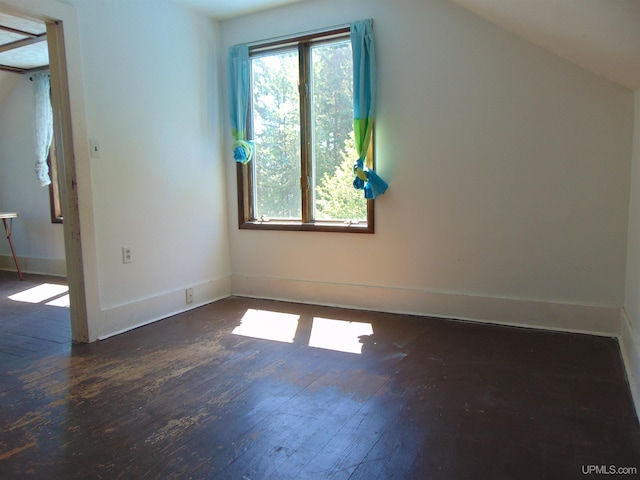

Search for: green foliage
xmin=311 ymin=41 xmax=355 ymax=183
xmin=252 ymin=50 xmax=301 ymax=218
xmin=251 ymin=39 xmax=365 ymax=221
xmin=315 ymin=135 xmax=367 ymax=221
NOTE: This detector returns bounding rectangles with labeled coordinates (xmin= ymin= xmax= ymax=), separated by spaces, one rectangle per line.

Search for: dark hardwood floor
xmin=1 ymin=288 xmax=639 ymax=479
xmin=0 ymin=271 xmax=70 ymax=363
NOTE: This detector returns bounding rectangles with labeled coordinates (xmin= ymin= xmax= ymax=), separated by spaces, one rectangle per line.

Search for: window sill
xmin=239 ymin=220 xmax=373 ymax=234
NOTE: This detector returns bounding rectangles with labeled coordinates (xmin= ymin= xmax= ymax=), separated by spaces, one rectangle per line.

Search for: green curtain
xmin=229 ymin=44 xmax=253 ymax=163
xmin=351 ymin=20 xmax=387 ymax=199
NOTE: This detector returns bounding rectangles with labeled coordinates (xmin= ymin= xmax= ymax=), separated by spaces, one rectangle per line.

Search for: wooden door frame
xmin=47 ymin=19 xmax=89 ymax=342
xmin=0 ymin=1 xmax=90 ymax=343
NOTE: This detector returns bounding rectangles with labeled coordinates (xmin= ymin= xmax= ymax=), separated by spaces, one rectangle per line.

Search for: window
xmin=47 ymin=137 xmax=63 ymax=223
xmin=236 ymin=28 xmax=374 ymax=233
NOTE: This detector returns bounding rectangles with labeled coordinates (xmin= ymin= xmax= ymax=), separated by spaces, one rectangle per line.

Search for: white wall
xmin=1 ymin=0 xmax=103 ymax=344
xmin=67 ymin=0 xmax=230 ymax=337
xmin=2 ymin=0 xmax=633 ymax=344
xmin=624 ymin=90 xmax=640 ymax=413
xmin=0 ymin=71 xmax=19 ymax=106
xmin=2 ymin=0 xmax=230 ymax=340
xmin=221 ymin=0 xmax=633 ymax=332
xmin=0 ymin=75 xmax=66 ymax=275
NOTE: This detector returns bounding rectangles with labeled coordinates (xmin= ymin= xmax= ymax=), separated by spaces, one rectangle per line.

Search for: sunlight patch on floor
xmin=232 ymin=309 xmax=300 ymax=343
xmin=309 ymin=317 xmax=374 ymax=354
xmin=46 ymin=294 xmax=70 ymax=307
xmin=8 ymin=283 xmax=69 ymax=306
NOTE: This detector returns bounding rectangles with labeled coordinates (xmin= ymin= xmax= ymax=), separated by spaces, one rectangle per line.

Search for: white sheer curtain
xmin=33 ymin=72 xmax=53 ymax=187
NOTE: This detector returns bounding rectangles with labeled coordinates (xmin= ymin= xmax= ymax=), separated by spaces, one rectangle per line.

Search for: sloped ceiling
xmin=173 ymin=0 xmax=640 ymax=90
xmin=449 ymin=0 xmax=640 ymax=90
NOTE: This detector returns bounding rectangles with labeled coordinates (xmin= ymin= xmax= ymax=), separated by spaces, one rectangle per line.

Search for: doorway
xmin=0 ymin=3 xmax=88 ymax=344
xmin=0 ymin=12 xmax=71 ymax=352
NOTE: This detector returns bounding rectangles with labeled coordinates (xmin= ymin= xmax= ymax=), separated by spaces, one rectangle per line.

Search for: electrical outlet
xmin=186 ymin=288 xmax=194 ymax=304
xmin=122 ymin=246 xmax=132 ymax=264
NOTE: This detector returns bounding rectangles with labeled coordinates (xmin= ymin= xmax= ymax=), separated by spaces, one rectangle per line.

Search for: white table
xmin=0 ymin=213 xmax=23 ymax=280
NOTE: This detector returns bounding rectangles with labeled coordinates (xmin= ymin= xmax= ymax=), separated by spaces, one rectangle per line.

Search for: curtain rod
xmin=244 ymin=21 xmax=354 ymax=48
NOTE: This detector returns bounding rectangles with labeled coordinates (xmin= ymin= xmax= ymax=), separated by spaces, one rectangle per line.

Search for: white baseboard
xmin=233 ymin=275 xmax=638 ymax=420
xmin=620 ymin=310 xmax=640 ymax=421
xmin=231 ymin=274 xmax=621 ymax=337
xmin=0 ymin=254 xmax=67 ymax=277
xmin=86 ymin=273 xmax=636 ymax=422
xmin=94 ymin=275 xmax=231 ymax=341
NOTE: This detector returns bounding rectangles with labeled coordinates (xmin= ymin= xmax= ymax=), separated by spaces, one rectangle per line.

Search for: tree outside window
xmin=237 ymin=28 xmax=374 ymax=233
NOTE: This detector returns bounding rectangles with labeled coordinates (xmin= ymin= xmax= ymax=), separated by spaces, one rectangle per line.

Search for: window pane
xmin=251 ymin=50 xmax=301 ymax=220
xmin=48 ymin=138 xmax=63 ymax=223
xmin=311 ymin=40 xmax=366 ymax=222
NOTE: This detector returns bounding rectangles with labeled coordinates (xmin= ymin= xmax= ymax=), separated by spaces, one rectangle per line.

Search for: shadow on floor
xmin=0 ymin=270 xmax=70 ymax=363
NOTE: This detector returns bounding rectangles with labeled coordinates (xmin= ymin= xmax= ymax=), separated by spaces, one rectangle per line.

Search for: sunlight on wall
xmin=232 ymin=309 xmax=300 ymax=343
xmin=309 ymin=317 xmax=374 ymax=354
xmin=8 ymin=283 xmax=69 ymax=306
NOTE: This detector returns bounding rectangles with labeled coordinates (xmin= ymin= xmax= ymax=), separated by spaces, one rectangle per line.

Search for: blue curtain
xmin=351 ymin=20 xmax=388 ymax=199
xmin=229 ymin=44 xmax=253 ymax=164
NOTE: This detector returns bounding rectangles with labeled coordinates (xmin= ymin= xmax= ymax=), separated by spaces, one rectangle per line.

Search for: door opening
xmin=0 ymin=3 xmax=88 ymax=343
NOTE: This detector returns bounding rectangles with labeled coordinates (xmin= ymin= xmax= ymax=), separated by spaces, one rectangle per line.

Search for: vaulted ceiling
xmin=174 ymin=0 xmax=640 ymax=90
xmin=0 ymin=1 xmax=637 ymax=90
xmin=449 ymin=0 xmax=640 ymax=90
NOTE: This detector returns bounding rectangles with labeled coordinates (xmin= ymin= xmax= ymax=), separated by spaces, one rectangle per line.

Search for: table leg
xmin=2 ymin=218 xmax=23 ymax=281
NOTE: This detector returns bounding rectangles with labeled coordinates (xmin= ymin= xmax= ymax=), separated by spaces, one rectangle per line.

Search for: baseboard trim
xmin=620 ymin=309 xmax=640 ymax=421
xmin=231 ymin=274 xmax=621 ymax=337
xmin=89 ymin=273 xmax=636 ymax=419
xmin=95 ymin=276 xmax=231 ymax=341
xmin=0 ymin=254 xmax=66 ymax=277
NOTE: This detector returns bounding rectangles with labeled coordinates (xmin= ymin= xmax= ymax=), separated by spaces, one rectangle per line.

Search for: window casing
xmin=236 ymin=28 xmax=374 ymax=233
xmin=47 ymin=138 xmax=63 ymax=223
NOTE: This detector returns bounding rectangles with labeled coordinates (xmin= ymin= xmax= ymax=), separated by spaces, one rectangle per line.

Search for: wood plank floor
xmin=0 ymin=271 xmax=70 ymax=363
xmin=1 ymin=294 xmax=639 ymax=479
